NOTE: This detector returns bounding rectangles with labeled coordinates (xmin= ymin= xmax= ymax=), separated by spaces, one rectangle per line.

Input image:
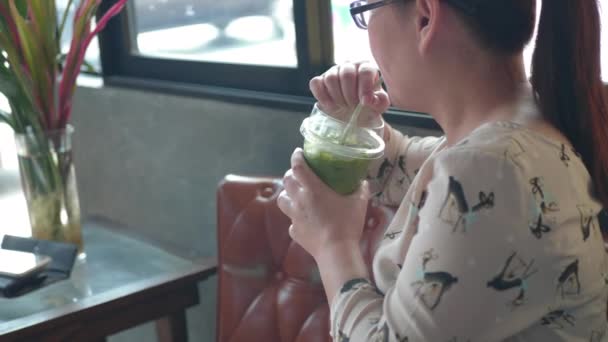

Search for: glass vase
xmin=14 ymin=125 xmax=83 ymax=255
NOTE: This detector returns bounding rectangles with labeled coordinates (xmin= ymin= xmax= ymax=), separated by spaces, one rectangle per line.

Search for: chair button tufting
xmin=261 ymin=186 xmax=275 ymax=198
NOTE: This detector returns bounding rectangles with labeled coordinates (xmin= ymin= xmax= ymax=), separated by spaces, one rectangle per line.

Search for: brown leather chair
xmin=216 ymin=175 xmax=395 ymax=342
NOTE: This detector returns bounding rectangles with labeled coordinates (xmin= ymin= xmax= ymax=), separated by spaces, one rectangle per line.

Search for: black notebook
xmin=0 ymin=235 xmax=78 ymax=297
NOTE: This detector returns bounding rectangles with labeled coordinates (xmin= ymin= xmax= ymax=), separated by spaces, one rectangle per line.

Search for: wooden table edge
xmin=0 ymin=257 xmax=217 ymax=338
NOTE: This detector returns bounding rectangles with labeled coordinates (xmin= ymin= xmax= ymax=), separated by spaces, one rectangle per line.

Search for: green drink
xmin=300 ymin=105 xmax=385 ymax=195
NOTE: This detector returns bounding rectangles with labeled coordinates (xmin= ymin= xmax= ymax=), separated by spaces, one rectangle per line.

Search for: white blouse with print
xmin=329 ymin=117 xmax=608 ymax=341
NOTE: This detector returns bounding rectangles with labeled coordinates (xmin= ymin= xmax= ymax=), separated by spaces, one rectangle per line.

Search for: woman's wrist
xmin=315 ymin=240 xmax=370 ymax=303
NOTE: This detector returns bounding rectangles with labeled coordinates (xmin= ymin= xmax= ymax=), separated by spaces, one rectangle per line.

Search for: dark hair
xmin=452 ymin=0 xmax=537 ymax=54
xmin=531 ymin=1 xmax=608 ymax=209
xmin=456 ymin=0 xmax=608 ymax=208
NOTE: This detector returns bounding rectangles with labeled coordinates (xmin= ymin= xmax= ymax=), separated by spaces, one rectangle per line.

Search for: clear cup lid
xmin=300 ymin=115 xmax=385 ymax=160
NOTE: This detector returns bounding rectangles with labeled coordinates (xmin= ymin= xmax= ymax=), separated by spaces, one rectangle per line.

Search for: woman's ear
xmin=415 ymin=0 xmax=442 ymax=55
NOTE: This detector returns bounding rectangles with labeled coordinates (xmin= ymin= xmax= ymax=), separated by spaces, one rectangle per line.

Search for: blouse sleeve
xmin=367 ymin=125 xmax=443 ymax=207
xmin=331 ymin=148 xmax=558 ymax=341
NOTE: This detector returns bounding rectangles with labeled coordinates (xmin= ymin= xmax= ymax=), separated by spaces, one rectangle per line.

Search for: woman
xmin=278 ymin=0 xmax=608 ymax=341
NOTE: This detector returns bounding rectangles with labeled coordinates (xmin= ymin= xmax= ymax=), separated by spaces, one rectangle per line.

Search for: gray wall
xmin=70 ymin=85 xmax=439 ymax=341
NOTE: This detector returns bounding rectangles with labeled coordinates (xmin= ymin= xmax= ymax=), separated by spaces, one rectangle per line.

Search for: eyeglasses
xmin=349 ymin=0 xmax=400 ymax=30
xmin=349 ymin=0 xmax=479 ymax=30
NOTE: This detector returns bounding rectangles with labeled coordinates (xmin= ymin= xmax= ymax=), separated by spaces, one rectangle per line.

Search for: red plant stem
xmin=58 ymin=0 xmax=93 ymax=129
xmin=58 ymin=0 xmax=127 ymax=128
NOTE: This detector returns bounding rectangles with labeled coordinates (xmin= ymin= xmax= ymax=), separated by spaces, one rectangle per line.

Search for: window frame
xmin=98 ymin=0 xmax=336 ymax=95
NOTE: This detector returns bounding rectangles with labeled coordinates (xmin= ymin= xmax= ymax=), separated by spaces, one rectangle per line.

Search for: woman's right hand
xmin=309 ymin=62 xmax=390 ymax=125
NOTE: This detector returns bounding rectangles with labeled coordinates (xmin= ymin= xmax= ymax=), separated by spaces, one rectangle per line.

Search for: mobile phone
xmin=0 ymin=249 xmax=51 ymax=278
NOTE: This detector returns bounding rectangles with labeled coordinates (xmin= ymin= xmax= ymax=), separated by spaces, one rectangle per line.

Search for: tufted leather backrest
xmin=216 ymin=175 xmax=395 ymax=342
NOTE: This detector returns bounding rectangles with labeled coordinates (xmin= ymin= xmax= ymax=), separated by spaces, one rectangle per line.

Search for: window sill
xmin=79 ymin=74 xmax=440 ymax=131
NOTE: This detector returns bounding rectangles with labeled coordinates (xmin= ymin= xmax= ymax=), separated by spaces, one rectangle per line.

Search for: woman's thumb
xmin=373 ymin=91 xmax=390 ymax=111
xmin=362 ymin=91 xmax=390 ymax=113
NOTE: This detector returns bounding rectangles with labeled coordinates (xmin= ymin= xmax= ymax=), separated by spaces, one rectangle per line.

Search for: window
xmin=98 ymin=0 xmax=333 ymax=96
xmin=132 ymin=0 xmax=297 ymax=68
xmin=332 ymin=0 xmax=374 ymax=66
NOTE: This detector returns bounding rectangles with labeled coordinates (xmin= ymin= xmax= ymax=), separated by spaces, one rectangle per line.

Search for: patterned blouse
xmin=330 ymin=115 xmax=608 ymax=341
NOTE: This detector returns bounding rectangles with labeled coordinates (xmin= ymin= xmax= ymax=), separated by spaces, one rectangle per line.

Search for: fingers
xmin=288 ymin=224 xmax=296 ymax=240
xmin=322 ymin=65 xmax=347 ymax=108
xmin=290 ymin=148 xmax=325 ymax=190
xmin=283 ymin=169 xmax=301 ymax=196
xmin=277 ymin=190 xmax=295 ymax=217
xmin=338 ymin=63 xmax=359 ymax=107
xmin=357 ymin=62 xmax=381 ymax=106
xmin=309 ymin=76 xmax=336 ymax=112
xmin=372 ymin=90 xmax=391 ymax=114
xmin=309 ymin=62 xmax=389 ymax=122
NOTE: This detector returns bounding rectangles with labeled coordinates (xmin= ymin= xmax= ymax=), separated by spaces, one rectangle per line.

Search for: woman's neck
xmin=431 ymin=55 xmax=534 ymax=146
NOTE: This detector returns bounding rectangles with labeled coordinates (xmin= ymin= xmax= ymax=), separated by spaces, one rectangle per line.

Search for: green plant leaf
xmin=29 ymin=0 xmax=57 ymax=69
xmin=8 ymin=0 xmax=39 ymax=84
xmin=0 ymin=75 xmax=17 ymax=98
xmin=0 ymin=107 xmax=14 ymax=129
xmin=81 ymin=60 xmax=96 ymax=73
xmin=0 ymin=52 xmax=17 ymax=97
xmin=9 ymin=0 xmax=55 ymax=128
xmin=13 ymin=0 xmax=26 ymax=17
xmin=0 ymin=35 xmax=36 ymax=109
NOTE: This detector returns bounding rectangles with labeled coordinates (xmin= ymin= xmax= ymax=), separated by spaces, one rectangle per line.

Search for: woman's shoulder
xmin=430 ymin=120 xmax=598 ymax=209
xmin=430 ymin=120 xmax=592 ymax=194
xmin=441 ymin=120 xmax=580 ymax=168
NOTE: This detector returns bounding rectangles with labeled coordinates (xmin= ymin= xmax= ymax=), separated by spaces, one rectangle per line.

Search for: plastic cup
xmin=299 ymin=104 xmax=385 ymax=195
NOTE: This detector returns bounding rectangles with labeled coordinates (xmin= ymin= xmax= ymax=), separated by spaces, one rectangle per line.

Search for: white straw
xmin=339 ymin=102 xmax=364 ymax=144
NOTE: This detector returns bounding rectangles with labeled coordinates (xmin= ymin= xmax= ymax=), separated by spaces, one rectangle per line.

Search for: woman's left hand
xmin=277 ymin=148 xmax=371 ymax=260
